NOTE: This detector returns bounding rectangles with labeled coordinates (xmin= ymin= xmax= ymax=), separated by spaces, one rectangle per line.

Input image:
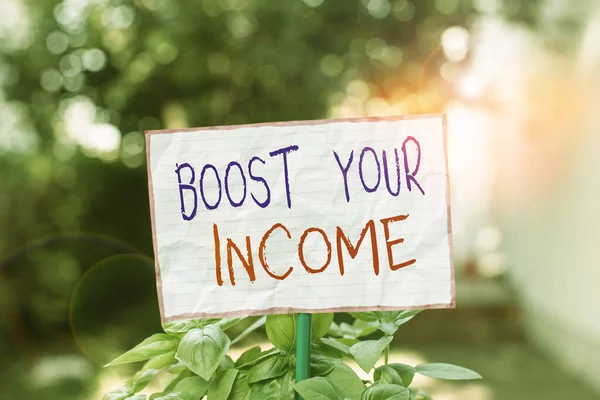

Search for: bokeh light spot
xmin=203 ymin=0 xmax=223 ymax=17
xmin=320 ymin=54 xmax=344 ymax=77
xmin=346 ymin=80 xmax=370 ymax=100
xmin=224 ymin=0 xmax=250 ymax=10
xmin=162 ymin=102 xmax=189 ymax=129
xmin=121 ymin=131 xmax=145 ymax=157
xmin=392 ymin=0 xmax=415 ymax=22
xmin=143 ymin=0 xmax=166 ymax=11
xmin=92 ymin=124 xmax=120 ymax=154
xmin=63 ymin=73 xmax=85 ymax=92
xmin=435 ymin=0 xmax=459 ymax=15
xmin=127 ymin=53 xmax=155 ymax=83
xmin=475 ymin=225 xmax=503 ymax=252
xmin=40 ymin=69 xmax=63 ymax=92
xmin=138 ymin=116 xmax=161 ymax=131
xmin=0 ymin=0 xmax=31 ymax=50
xmin=82 ymin=48 xmax=107 ymax=72
xmin=303 ymin=0 xmax=324 ymax=7
xmin=457 ymin=74 xmax=484 ymax=100
xmin=46 ymin=31 xmax=69 ymax=55
xmin=366 ymin=97 xmax=394 ymax=116
xmin=442 ymin=26 xmax=470 ymax=62
xmin=226 ymin=13 xmax=256 ymax=40
xmin=103 ymin=6 xmax=136 ymax=29
xmin=363 ymin=0 xmax=391 ymax=19
xmin=62 ymin=96 xmax=122 ymax=159
xmin=59 ymin=53 xmax=82 ymax=78
xmin=366 ymin=37 xmax=387 ymax=60
xmin=155 ymin=42 xmax=178 ymax=64
xmin=475 ymin=0 xmax=501 ymax=14
xmin=381 ymin=46 xmax=404 ymax=68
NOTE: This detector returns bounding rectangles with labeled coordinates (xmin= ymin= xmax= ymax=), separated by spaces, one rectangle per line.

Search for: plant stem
xmin=296 ymin=313 xmax=312 ymax=400
xmin=384 ymin=344 xmax=389 ymax=365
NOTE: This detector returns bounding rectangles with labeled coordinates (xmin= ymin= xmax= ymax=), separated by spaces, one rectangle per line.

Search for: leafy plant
xmin=103 ymin=311 xmax=482 ymax=400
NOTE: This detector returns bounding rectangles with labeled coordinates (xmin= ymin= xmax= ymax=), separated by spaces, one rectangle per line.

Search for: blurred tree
xmin=0 ymin=0 xmax=539 ymax=398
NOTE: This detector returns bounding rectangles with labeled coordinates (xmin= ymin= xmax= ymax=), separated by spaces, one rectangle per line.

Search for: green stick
xmin=295 ymin=313 xmax=312 ymax=400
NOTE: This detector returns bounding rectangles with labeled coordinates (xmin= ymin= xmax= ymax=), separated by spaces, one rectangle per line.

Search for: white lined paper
xmin=146 ymin=115 xmax=454 ymax=321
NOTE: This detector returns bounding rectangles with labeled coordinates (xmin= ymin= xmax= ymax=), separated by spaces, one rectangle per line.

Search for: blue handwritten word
xmin=333 ymin=136 xmax=425 ymax=202
xmin=175 ymin=145 xmax=299 ymax=221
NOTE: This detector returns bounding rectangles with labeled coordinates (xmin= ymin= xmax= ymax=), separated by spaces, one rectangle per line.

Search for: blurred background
xmin=1 ymin=0 xmax=600 ymax=399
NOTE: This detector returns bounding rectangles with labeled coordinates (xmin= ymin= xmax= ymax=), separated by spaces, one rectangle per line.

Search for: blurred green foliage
xmin=0 ymin=0 xmax=540 ymax=398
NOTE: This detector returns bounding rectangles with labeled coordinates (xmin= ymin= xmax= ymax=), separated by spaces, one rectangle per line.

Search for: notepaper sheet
xmin=146 ymin=115 xmax=454 ymax=321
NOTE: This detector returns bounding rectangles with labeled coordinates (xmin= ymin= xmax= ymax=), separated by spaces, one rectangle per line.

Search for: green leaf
xmin=395 ymin=310 xmax=422 ymax=321
xmin=310 ymin=355 xmax=335 ymax=376
xmin=104 ymin=370 xmax=158 ymax=399
xmin=249 ymin=378 xmax=284 ymax=400
xmin=327 ymin=321 xmax=344 ymax=337
xmin=393 ymin=311 xmax=422 ymax=329
xmin=350 ymin=336 xmax=393 ymax=373
xmin=127 ymin=369 xmax=160 ymax=393
xmin=105 ymin=334 xmax=178 ymax=367
xmin=320 ymin=338 xmax=351 ymax=355
xmin=361 ymin=384 xmax=410 ymax=400
xmin=103 ymin=390 xmax=130 ymax=400
xmin=409 ymin=389 xmax=432 ymax=400
xmin=167 ymin=361 xmax=188 ymax=375
xmin=350 ymin=311 xmax=422 ymax=336
xmin=208 ymin=368 xmax=238 ymax=400
xmin=312 ymin=341 xmax=345 ymax=359
xmin=374 ymin=364 xmax=415 ymax=387
xmin=175 ymin=326 xmax=231 ymax=380
xmin=215 ymin=317 xmax=245 ymax=331
xmin=373 ymin=311 xmax=400 ymax=320
xmin=163 ymin=321 xmax=196 ymax=335
xmin=163 ymin=369 xmax=194 ymax=393
xmin=266 ymin=314 xmax=296 ymax=351
xmin=232 ymin=316 xmax=267 ymax=345
xmin=142 ymin=351 xmax=177 ymax=370
xmin=311 ymin=313 xmax=334 ymax=341
xmin=149 ymin=393 xmax=196 ymax=400
xmin=375 ymin=366 xmax=403 ymax=385
xmin=236 ymin=347 xmax=280 ymax=369
xmin=329 ymin=320 xmax=377 ymax=339
xmin=323 ymin=359 xmax=365 ymax=400
xmin=247 ymin=355 xmax=290 ymax=384
xmin=373 ymin=321 xmax=399 ymax=336
xmin=174 ymin=376 xmax=210 ymax=398
xmin=370 ymin=312 xmax=402 ymax=335
xmin=353 ymin=320 xmax=379 ymax=338
xmin=219 ymin=355 xmax=235 ymax=371
xmin=278 ymin=371 xmax=296 ymax=400
xmin=337 ymin=338 xmax=360 ymax=347
xmin=348 ymin=312 xmax=379 ymax=322
xmin=415 ymin=363 xmax=482 ymax=380
xmin=194 ymin=319 xmax=221 ymax=328
xmin=125 ymin=396 xmax=146 ymax=400
xmin=228 ymin=370 xmax=251 ymax=400
xmin=295 ymin=376 xmax=344 ymax=400
xmin=235 ymin=346 xmax=262 ymax=367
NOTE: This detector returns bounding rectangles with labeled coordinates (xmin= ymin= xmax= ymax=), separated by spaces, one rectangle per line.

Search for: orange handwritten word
xmin=214 ymin=213 xmax=416 ymax=286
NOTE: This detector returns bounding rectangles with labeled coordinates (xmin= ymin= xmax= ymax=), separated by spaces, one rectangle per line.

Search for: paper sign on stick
xmin=146 ymin=115 xmax=454 ymax=322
